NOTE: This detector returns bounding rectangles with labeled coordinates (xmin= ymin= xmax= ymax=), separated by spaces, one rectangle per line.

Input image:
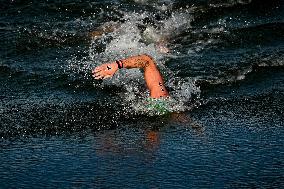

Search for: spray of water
xmin=69 ymin=6 xmax=200 ymax=116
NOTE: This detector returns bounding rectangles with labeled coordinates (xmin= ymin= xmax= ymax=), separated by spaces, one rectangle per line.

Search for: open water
xmin=0 ymin=0 xmax=283 ymax=188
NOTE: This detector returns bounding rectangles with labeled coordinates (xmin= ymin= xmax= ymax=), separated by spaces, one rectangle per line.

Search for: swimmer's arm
xmin=121 ymin=54 xmax=169 ymax=98
xmin=92 ymin=54 xmax=169 ymax=98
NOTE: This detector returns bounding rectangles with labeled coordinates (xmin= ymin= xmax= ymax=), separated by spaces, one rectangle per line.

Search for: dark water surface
xmin=1 ymin=0 xmax=283 ymax=188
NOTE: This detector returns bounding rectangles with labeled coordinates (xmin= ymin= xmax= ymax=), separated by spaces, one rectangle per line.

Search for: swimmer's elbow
xmin=141 ymin=54 xmax=154 ymax=62
xmin=141 ymin=54 xmax=156 ymax=67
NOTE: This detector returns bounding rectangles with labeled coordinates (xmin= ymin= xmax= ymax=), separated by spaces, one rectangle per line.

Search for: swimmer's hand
xmin=92 ymin=62 xmax=118 ymax=80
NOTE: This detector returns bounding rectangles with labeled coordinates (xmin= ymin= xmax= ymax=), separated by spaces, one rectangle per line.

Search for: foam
xmin=69 ymin=8 xmax=200 ymax=116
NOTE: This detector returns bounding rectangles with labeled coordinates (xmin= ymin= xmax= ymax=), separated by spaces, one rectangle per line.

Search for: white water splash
xmin=69 ymin=8 xmax=200 ymax=115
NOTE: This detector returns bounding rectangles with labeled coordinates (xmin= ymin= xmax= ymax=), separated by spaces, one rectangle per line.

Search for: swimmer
xmin=92 ymin=54 xmax=169 ymax=99
xmin=92 ymin=55 xmax=201 ymax=125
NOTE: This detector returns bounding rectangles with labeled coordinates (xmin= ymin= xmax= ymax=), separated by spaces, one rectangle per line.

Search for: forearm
xmin=119 ymin=54 xmax=169 ymax=98
xmin=93 ymin=54 xmax=169 ymax=98
xmin=119 ymin=54 xmax=153 ymax=69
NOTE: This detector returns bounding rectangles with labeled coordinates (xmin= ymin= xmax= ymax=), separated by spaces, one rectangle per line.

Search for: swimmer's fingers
xmin=94 ymin=70 xmax=112 ymax=79
xmin=103 ymin=75 xmax=112 ymax=79
xmin=94 ymin=74 xmax=112 ymax=80
xmin=92 ymin=63 xmax=116 ymax=79
xmin=93 ymin=70 xmax=103 ymax=79
xmin=92 ymin=63 xmax=110 ymax=74
xmin=92 ymin=67 xmax=102 ymax=74
xmin=92 ymin=70 xmax=99 ymax=78
xmin=94 ymin=74 xmax=104 ymax=80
